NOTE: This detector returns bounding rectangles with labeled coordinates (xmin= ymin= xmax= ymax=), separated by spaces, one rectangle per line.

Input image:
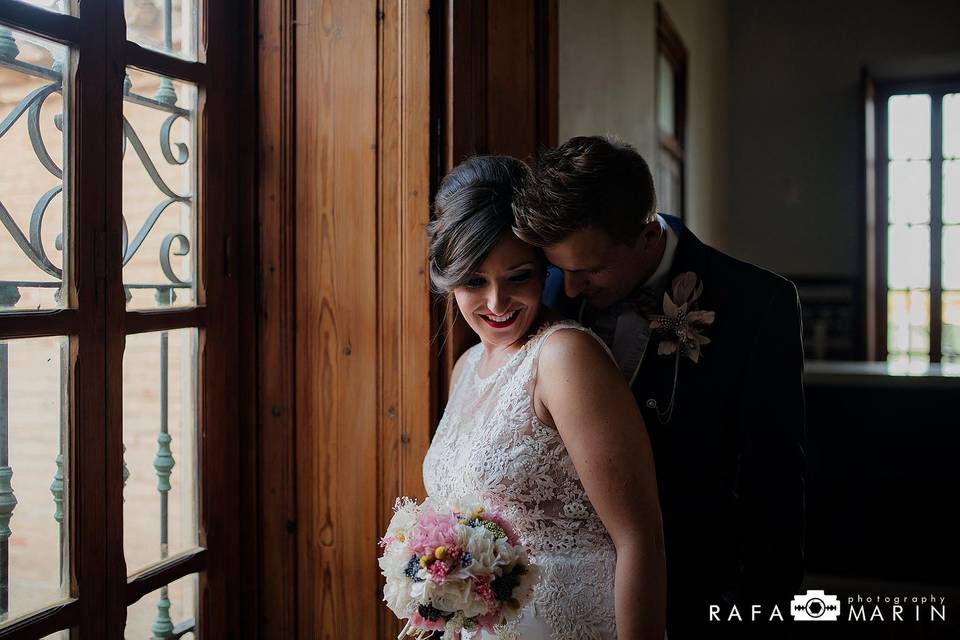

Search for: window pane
xmin=656 ymin=53 xmax=675 ymax=136
xmin=944 ymin=159 xmax=960 ymax=224
xmin=123 ymin=329 xmax=198 ymax=575
xmin=887 ymin=290 xmax=910 ymax=353
xmin=887 ymin=290 xmax=929 ymax=356
xmin=887 ymin=223 xmax=929 ymax=289
xmin=944 ymin=93 xmax=960 ymax=159
xmin=888 ymin=159 xmax=930 ymax=224
xmin=8 ymin=1 xmax=71 ymax=15
xmin=0 ymin=27 xmax=70 ymax=311
xmin=944 ymin=292 xmax=960 ymax=360
xmin=657 ymin=151 xmax=681 ymax=218
xmin=888 ymin=94 xmax=930 ymax=160
xmin=122 ymin=68 xmax=197 ymax=310
xmin=0 ymin=337 xmax=68 ymax=624
xmin=125 ymin=573 xmax=197 ymax=639
xmin=125 ymin=0 xmax=198 ymax=60
xmin=944 ymin=225 xmax=960 ymax=291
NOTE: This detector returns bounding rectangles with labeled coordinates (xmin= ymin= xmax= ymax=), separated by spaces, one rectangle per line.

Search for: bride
xmin=423 ymin=156 xmax=666 ymax=639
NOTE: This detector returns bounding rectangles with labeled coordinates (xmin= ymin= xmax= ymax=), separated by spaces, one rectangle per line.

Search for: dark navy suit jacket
xmin=544 ymin=214 xmax=806 ymax=639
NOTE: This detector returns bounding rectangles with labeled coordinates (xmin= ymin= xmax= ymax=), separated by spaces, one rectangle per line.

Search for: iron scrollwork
xmin=0 ymin=39 xmax=195 ymax=302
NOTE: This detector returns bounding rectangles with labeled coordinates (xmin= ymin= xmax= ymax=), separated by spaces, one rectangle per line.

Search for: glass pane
xmin=122 ymin=68 xmax=197 ymax=310
xmin=887 ymin=290 xmax=929 ymax=356
xmin=945 ymin=160 xmax=960 ymax=224
xmin=0 ymin=27 xmax=70 ymax=311
xmin=944 ymin=292 xmax=960 ymax=360
xmin=888 ymin=94 xmax=930 ymax=160
xmin=887 ymin=224 xmax=930 ymax=289
xmin=124 ymin=0 xmax=198 ymax=60
xmin=0 ymin=337 xmax=68 ymax=624
xmin=888 ymin=159 xmax=930 ymax=224
xmin=40 ymin=631 xmax=69 ymax=640
xmin=125 ymin=573 xmax=197 ymax=639
xmin=887 ymin=290 xmax=910 ymax=353
xmin=944 ymin=93 xmax=960 ymax=159
xmin=123 ymin=329 xmax=197 ymax=574
xmin=945 ymin=225 xmax=960 ymax=291
xmin=656 ymin=53 xmax=675 ymax=136
xmin=9 ymin=1 xmax=71 ymax=15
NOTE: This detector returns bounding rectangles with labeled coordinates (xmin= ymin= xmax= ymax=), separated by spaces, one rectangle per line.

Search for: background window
xmin=877 ymin=85 xmax=960 ymax=370
xmin=655 ymin=3 xmax=687 ymax=220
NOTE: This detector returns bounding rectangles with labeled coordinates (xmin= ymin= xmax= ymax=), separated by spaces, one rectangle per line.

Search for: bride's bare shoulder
xmin=537 ymin=324 xmax=614 ymax=378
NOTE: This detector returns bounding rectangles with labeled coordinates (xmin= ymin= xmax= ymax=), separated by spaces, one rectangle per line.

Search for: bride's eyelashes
xmin=508 ymin=270 xmax=534 ymax=283
xmin=463 ymin=270 xmax=535 ymax=289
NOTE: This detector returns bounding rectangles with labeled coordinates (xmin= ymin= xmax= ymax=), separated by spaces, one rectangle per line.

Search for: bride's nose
xmin=485 ymin=285 xmax=509 ymax=315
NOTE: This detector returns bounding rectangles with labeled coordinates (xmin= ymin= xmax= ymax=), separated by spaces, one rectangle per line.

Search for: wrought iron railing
xmin=0 ymin=2 xmax=197 ymax=634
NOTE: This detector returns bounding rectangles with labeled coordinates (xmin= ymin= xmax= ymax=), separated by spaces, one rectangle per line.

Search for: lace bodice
xmin=423 ymin=320 xmax=618 ymax=640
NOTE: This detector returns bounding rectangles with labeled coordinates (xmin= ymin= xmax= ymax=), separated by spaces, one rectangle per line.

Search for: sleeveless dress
xmin=422 ymin=320 xmax=618 ymax=640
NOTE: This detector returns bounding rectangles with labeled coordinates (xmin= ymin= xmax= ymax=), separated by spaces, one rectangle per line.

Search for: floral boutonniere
xmin=645 ymin=272 xmax=715 ymax=425
xmin=650 ymin=272 xmax=716 ymax=363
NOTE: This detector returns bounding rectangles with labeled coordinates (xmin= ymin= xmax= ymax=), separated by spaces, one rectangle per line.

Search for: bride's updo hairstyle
xmin=427 ymin=155 xmax=537 ymax=294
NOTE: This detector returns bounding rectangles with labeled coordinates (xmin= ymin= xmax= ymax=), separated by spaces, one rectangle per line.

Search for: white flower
xmin=458 ymin=525 xmax=515 ymax=576
xmin=378 ymin=541 xmax=411 ymax=578
xmin=382 ymin=576 xmax=416 ymax=617
xmin=514 ymin=561 xmax=541 ymax=601
xmin=385 ymin=496 xmax=421 ymax=541
xmin=498 ymin=561 xmax=541 ymax=623
xmin=422 ymin=577 xmax=488 ymax=618
xmin=439 ymin=493 xmax=484 ymax=514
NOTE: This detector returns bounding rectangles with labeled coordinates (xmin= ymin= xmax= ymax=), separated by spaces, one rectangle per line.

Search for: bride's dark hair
xmin=427 ymin=155 xmax=538 ymax=294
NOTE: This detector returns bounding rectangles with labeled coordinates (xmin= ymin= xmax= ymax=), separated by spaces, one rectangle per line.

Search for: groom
xmin=514 ymin=136 xmax=805 ymax=638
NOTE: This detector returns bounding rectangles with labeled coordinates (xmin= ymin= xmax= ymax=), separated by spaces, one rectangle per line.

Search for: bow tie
xmin=582 ymin=285 xmax=662 ymax=351
xmin=613 ymin=285 xmax=663 ymax=317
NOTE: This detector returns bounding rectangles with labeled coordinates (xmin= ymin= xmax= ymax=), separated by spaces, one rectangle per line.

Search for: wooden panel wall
xmin=440 ymin=0 xmax=558 ymax=389
xmin=259 ymin=0 xmax=433 ymax=638
xmin=293 ymin=0 xmax=381 ymax=631
xmin=257 ymin=0 xmax=556 ymax=636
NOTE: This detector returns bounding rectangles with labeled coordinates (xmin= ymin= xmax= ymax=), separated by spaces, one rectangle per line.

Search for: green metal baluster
xmin=54 ymin=338 xmax=68 ymax=587
xmin=0 ymin=285 xmax=20 ymax=621
xmin=155 ymin=0 xmax=177 ymax=106
xmin=122 ymin=444 xmax=130 ymax=495
xmin=153 ymin=287 xmax=175 ymax=638
xmin=151 ymin=591 xmax=174 ymax=639
xmin=50 ymin=454 xmax=63 ymax=525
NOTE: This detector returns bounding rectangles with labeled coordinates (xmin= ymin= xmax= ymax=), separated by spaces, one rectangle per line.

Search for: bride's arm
xmin=535 ymin=329 xmax=666 ymax=640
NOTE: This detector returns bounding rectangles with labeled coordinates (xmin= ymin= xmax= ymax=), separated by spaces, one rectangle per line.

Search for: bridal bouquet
xmin=378 ymin=496 xmax=540 ymax=639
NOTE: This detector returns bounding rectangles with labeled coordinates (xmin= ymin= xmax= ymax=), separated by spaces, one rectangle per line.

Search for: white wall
xmin=726 ymin=0 xmax=960 ymax=277
xmin=557 ymin=0 xmax=729 ymax=248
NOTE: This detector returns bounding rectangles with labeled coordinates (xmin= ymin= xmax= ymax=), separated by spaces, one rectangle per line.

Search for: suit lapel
xmin=632 ymin=216 xmax=705 ymax=426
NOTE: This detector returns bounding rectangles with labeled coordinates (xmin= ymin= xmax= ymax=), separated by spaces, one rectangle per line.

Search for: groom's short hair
xmin=513 ymin=135 xmax=657 ymax=247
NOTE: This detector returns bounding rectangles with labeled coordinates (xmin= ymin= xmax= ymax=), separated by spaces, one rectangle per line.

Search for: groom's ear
xmin=634 ymin=219 xmax=661 ymax=249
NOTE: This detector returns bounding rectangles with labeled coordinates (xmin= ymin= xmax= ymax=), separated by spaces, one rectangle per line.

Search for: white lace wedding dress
xmin=423 ymin=321 xmax=618 ymax=640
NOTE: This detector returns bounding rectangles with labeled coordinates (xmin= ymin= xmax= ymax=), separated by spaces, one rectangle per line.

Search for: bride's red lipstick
xmin=481 ymin=310 xmax=519 ymax=329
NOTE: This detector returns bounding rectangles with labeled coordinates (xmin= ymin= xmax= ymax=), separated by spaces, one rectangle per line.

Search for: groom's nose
xmin=564 ymin=273 xmax=587 ymax=299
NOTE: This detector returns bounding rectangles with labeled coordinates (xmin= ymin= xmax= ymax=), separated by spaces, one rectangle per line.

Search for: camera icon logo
xmin=790 ymin=590 xmax=841 ymax=621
